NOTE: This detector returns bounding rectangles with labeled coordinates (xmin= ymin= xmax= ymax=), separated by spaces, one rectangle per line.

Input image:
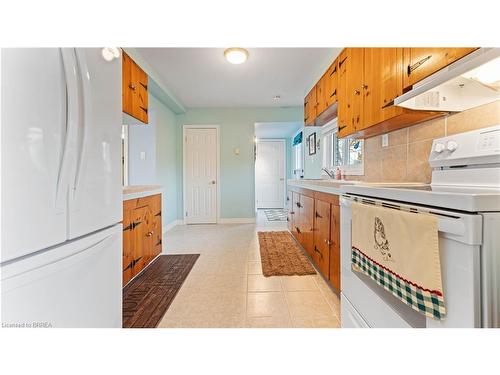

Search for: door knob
xmin=210 ymin=180 xmax=216 ymax=184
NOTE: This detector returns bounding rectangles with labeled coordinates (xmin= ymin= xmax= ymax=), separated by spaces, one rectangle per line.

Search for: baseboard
xmin=217 ymin=217 xmax=256 ymax=224
xmin=162 ymin=219 xmax=184 ymax=233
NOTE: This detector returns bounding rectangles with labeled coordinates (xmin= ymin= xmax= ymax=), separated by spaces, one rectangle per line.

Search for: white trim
xmin=182 ymin=125 xmax=221 ymax=224
xmin=217 ymin=218 xmax=256 ymax=224
xmin=162 ymin=219 xmax=184 ymax=233
xmin=254 ymin=138 xmax=287 ymax=209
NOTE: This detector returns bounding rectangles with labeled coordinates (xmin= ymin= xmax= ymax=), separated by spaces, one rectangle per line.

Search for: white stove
xmin=340 ymin=124 xmax=500 ymax=328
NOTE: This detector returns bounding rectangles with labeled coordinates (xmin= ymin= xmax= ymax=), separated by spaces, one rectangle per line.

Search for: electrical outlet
xmin=140 ymin=151 xmax=146 ymax=160
xmin=381 ymin=134 xmax=389 ymax=148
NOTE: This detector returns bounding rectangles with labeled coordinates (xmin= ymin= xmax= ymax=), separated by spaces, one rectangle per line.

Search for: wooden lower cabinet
xmin=313 ymin=199 xmax=331 ymax=278
xmin=122 ymin=194 xmax=162 ymax=286
xmin=329 ymin=204 xmax=341 ymax=291
xmin=300 ymin=194 xmax=315 ymax=257
xmin=288 ymin=186 xmax=341 ymax=291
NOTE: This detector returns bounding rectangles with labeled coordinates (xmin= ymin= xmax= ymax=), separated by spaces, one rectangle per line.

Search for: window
xmin=322 ymin=120 xmax=364 ymax=176
xmin=292 ymin=131 xmax=304 ymax=178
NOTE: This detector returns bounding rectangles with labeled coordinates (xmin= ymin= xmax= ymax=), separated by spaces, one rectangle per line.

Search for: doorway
xmin=255 ymin=139 xmax=286 ymax=209
xmin=183 ymin=125 xmax=220 ymax=224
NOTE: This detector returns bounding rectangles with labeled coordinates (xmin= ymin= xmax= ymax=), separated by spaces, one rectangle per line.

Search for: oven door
xmin=340 ymin=194 xmax=482 ymax=328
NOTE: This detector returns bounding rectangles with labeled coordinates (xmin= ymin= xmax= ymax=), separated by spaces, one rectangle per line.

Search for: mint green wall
xmin=150 ymin=95 xmax=179 ymax=226
xmin=303 ymin=126 xmax=323 ymax=179
xmin=176 ymin=107 xmax=303 ymax=219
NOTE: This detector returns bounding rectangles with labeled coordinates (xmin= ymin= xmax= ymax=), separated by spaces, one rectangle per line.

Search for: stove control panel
xmin=429 ymin=124 xmax=500 ymax=168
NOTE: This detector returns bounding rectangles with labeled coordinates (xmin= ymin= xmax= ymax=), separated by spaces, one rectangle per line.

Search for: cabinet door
xmin=362 ymin=48 xmax=404 ymax=129
xmin=403 ymin=48 xmax=476 ymax=89
xmin=130 ymin=204 xmax=154 ymax=276
xmin=291 ymin=192 xmax=302 ymax=242
xmin=151 ymin=195 xmax=162 ymax=258
xmin=325 ymin=59 xmax=338 ymax=107
xmin=300 ymin=195 xmax=315 ymax=257
xmin=122 ymin=203 xmax=134 ymax=286
xmin=316 ymin=74 xmax=328 ymax=116
xmin=304 ymin=86 xmax=317 ymax=126
xmin=286 ymin=191 xmax=294 ymax=232
xmin=329 ymin=204 xmax=341 ymax=291
xmin=313 ymin=199 xmax=331 ymax=278
xmin=348 ymin=48 xmax=365 ymax=133
xmin=122 ymin=52 xmax=134 ymax=117
xmin=132 ymin=62 xmax=148 ymax=123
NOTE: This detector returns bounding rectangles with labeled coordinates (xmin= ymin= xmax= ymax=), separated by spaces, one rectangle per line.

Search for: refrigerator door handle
xmin=72 ymin=48 xmax=89 ymax=194
xmin=58 ymin=48 xmax=80 ymax=210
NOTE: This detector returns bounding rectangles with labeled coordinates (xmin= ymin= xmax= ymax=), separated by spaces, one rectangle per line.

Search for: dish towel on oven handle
xmin=351 ymin=202 xmax=446 ymax=320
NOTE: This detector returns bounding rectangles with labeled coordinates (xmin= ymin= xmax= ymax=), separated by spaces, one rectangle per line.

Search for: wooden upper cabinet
xmin=316 ymin=73 xmax=328 ymax=116
xmin=325 ymin=59 xmax=338 ymax=107
xmin=348 ymin=48 xmax=365 ymax=132
xmin=338 ymin=48 xmax=363 ymax=137
xmin=122 ymin=51 xmax=149 ymax=124
xmin=304 ymin=86 xmax=317 ymax=126
xmin=362 ymin=48 xmax=404 ymax=129
xmin=337 ymin=49 xmax=350 ymax=137
xmin=403 ymin=48 xmax=477 ymax=89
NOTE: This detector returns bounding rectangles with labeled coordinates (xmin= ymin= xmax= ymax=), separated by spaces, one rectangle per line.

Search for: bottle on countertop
xmin=335 ymin=167 xmax=342 ymax=180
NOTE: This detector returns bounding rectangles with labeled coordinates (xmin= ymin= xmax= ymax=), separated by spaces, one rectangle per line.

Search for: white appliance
xmin=340 ymin=124 xmax=500 ymax=328
xmin=394 ymin=48 xmax=500 ymax=112
xmin=1 ymin=48 xmax=123 ymax=327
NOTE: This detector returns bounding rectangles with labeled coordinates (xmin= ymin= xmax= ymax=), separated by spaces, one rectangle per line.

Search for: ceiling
xmin=254 ymin=122 xmax=302 ymax=139
xmin=136 ymin=48 xmax=341 ymax=108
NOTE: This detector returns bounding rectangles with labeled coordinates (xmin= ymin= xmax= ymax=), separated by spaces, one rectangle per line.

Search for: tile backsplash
xmin=348 ymin=100 xmax=500 ymax=183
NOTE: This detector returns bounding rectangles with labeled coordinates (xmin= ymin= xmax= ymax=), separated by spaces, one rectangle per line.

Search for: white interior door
xmin=184 ymin=127 xmax=218 ymax=224
xmin=1 ymin=48 xmax=68 ymax=262
xmin=255 ymin=140 xmax=285 ymax=209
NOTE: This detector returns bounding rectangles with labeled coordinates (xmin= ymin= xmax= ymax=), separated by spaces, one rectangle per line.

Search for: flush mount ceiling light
xmin=101 ymin=47 xmax=120 ymax=62
xmin=224 ymin=48 xmax=249 ymax=64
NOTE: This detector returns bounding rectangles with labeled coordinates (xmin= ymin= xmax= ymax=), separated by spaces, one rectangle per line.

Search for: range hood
xmin=394 ymin=48 xmax=500 ymax=112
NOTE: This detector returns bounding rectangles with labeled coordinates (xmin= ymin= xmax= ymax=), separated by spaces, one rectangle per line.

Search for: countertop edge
xmin=123 ymin=187 xmax=163 ymax=201
xmin=287 ymin=180 xmax=346 ymax=196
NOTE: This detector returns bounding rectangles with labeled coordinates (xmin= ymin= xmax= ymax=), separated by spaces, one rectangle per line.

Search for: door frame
xmin=182 ymin=125 xmax=221 ymax=224
xmin=254 ymin=138 xmax=287 ymax=209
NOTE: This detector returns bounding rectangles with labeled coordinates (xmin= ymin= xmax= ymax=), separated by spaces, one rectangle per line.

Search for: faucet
xmin=322 ymin=167 xmax=335 ymax=179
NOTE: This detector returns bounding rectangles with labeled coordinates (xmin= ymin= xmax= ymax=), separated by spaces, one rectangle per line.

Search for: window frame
xmin=321 ymin=119 xmax=364 ymax=176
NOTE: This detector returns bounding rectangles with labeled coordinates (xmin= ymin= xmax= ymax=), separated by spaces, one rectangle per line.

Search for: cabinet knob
xmin=129 ymin=84 xmax=136 ymax=90
xmin=324 ymin=239 xmax=332 ymax=246
xmin=361 ymin=84 xmax=368 ymax=89
xmin=354 ymin=89 xmax=360 ymax=95
xmin=146 ymin=231 xmax=153 ymax=237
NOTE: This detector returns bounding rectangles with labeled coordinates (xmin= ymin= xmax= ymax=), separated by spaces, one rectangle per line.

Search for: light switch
xmin=381 ymin=134 xmax=389 ymax=148
xmin=140 ymin=151 xmax=146 ymax=160
xmin=234 ymin=148 xmax=240 ymax=155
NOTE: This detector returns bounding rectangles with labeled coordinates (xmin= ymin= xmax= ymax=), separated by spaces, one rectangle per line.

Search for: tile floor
xmin=157 ymin=210 xmax=341 ymax=328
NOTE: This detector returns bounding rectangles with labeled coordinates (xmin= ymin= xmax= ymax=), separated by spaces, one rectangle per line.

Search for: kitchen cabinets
xmin=403 ymin=48 xmax=477 ymax=89
xmin=122 ymin=51 xmax=149 ymax=124
xmin=122 ymin=194 xmax=162 ymax=286
xmin=304 ymin=47 xmax=477 ymax=138
xmin=288 ymin=186 xmax=341 ymax=291
xmin=304 ymin=86 xmax=317 ymax=126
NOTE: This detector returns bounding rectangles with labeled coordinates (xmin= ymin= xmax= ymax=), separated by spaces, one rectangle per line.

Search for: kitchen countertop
xmin=122 ymin=185 xmax=163 ymax=201
xmin=287 ymin=179 xmax=359 ymax=195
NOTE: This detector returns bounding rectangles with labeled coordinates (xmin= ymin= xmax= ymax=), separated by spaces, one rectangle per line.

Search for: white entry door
xmin=255 ymin=140 xmax=285 ymax=209
xmin=184 ymin=127 xmax=218 ymax=224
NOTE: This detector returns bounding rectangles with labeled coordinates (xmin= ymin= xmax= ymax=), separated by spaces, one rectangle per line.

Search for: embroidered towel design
xmin=351 ymin=202 xmax=445 ymax=320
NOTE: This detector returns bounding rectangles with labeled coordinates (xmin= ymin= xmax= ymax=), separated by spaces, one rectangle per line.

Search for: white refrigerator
xmin=1 ymin=48 xmax=123 ymax=328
